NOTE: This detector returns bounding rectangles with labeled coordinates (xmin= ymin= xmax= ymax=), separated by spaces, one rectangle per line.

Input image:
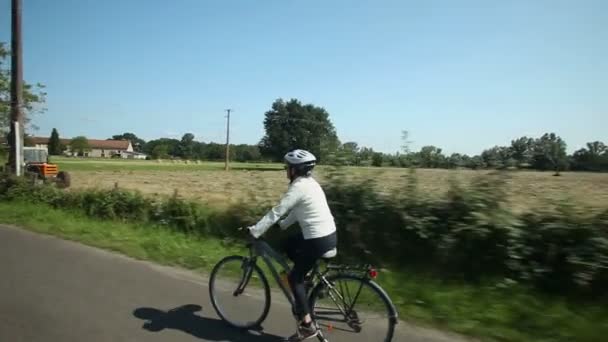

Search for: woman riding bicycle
xmin=248 ymin=149 xmax=337 ymax=341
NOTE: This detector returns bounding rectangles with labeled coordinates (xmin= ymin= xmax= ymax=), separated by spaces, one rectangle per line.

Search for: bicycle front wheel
xmin=209 ymin=255 xmax=271 ymax=329
xmin=309 ymin=274 xmax=397 ymax=342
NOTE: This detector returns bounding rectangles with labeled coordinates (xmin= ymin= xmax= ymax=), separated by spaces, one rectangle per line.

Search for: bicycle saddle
xmin=322 ymin=248 xmax=337 ymax=259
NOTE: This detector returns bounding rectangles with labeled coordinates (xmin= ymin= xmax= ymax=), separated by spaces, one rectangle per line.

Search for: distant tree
xmin=151 ymin=144 xmax=169 ymax=159
xmin=178 ymin=133 xmax=196 ymax=159
xmin=417 ymin=146 xmax=445 ymax=168
xmin=340 ymin=142 xmax=360 ymax=165
xmin=481 ymin=146 xmax=512 ymax=169
xmin=371 ymin=152 xmax=384 ymax=167
xmin=111 ymin=132 xmax=145 ymax=152
xmin=0 ymin=42 xmax=47 ymax=136
xmin=70 ymin=136 xmax=90 ymax=156
xmin=590 ymin=141 xmax=607 ymax=155
xmin=510 ymin=136 xmax=534 ymax=167
xmin=342 ymin=142 xmax=359 ymax=155
xmin=144 ymin=138 xmax=180 ymax=157
xmin=387 ymin=154 xmax=400 ymax=167
xmin=234 ymin=144 xmax=262 ymax=162
xmin=259 ymin=99 xmax=340 ymax=162
xmin=467 ymin=155 xmax=485 ymax=169
xmin=532 ymin=133 xmax=568 ymax=175
xmin=205 ymin=143 xmax=224 ymax=160
xmin=48 ymin=128 xmax=64 ymax=155
xmin=324 ymin=142 xmax=362 ymax=166
xmin=192 ymin=142 xmax=207 ymax=160
xmin=398 ymin=153 xmax=415 ymax=168
xmin=447 ymin=153 xmax=465 ymax=169
xmin=358 ymin=147 xmax=375 ymax=166
xmin=460 ymin=154 xmax=472 ymax=168
xmin=571 ymin=141 xmax=608 ymax=172
xmin=503 ymin=157 xmax=518 ymax=169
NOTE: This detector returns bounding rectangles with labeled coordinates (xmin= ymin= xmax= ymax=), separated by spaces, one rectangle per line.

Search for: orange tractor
xmin=23 ymin=147 xmax=71 ymax=188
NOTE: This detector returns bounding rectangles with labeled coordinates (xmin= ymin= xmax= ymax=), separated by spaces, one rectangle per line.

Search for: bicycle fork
xmin=233 ymin=259 xmax=254 ymax=296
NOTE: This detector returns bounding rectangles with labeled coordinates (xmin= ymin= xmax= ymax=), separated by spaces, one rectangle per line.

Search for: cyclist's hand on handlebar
xmin=248 ymin=225 xmax=264 ymax=239
xmin=238 ymin=226 xmax=261 ymax=239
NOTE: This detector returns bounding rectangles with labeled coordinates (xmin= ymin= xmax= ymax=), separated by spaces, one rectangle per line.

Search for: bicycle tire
xmin=308 ymin=274 xmax=398 ymax=342
xmin=209 ymin=255 xmax=271 ymax=329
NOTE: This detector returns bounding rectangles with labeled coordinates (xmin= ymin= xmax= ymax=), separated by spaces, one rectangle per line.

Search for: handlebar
xmin=237 ymin=227 xmax=262 ymax=243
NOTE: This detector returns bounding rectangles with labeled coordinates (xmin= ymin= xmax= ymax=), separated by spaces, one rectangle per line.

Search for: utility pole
xmin=224 ymin=109 xmax=232 ymax=171
xmin=8 ymin=0 xmax=24 ymax=176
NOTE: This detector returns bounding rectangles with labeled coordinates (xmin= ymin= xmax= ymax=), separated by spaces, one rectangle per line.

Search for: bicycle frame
xmin=310 ymin=264 xmax=372 ymax=320
xmin=243 ymin=238 xmax=298 ymax=308
xmin=224 ymin=236 xmax=397 ymax=341
xmin=241 ymin=238 xmax=375 ymax=317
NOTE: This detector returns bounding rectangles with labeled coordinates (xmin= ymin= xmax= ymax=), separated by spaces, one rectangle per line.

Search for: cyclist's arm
xmin=278 ymin=211 xmax=297 ymax=230
xmin=249 ymin=185 xmax=300 ymax=238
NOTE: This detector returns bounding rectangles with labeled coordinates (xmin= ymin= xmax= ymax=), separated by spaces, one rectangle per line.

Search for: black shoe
xmin=284 ymin=322 xmax=319 ymax=341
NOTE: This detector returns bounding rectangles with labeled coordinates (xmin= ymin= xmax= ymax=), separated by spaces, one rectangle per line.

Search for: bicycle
xmin=208 ymin=231 xmax=398 ymax=341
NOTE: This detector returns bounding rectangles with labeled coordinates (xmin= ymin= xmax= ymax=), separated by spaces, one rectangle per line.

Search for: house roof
xmin=31 ymin=137 xmax=71 ymax=145
xmin=86 ymin=139 xmax=131 ymax=150
xmin=31 ymin=137 xmax=131 ymax=150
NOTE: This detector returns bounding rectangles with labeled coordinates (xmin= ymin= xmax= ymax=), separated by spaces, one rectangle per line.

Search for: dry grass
xmin=63 ymin=159 xmax=608 ymax=212
xmin=69 ymin=169 xmax=287 ymax=208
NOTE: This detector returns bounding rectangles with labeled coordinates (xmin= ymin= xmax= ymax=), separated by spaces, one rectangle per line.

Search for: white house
xmin=119 ymin=151 xmax=148 ymax=160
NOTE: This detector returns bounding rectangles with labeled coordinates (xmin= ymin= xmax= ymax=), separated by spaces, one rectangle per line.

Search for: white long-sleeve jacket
xmin=249 ymin=177 xmax=336 ymax=240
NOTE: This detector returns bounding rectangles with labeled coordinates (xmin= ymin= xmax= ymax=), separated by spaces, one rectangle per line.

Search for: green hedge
xmin=1 ymin=170 xmax=607 ymax=296
xmin=322 ymin=168 xmax=608 ymax=296
xmin=0 ymin=175 xmax=257 ymax=237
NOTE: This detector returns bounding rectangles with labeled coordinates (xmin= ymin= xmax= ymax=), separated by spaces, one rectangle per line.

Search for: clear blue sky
xmin=1 ymin=0 xmax=606 ymax=155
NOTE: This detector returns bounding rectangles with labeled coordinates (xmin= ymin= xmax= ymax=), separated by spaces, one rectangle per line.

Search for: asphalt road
xmin=0 ymin=225 xmax=471 ymax=342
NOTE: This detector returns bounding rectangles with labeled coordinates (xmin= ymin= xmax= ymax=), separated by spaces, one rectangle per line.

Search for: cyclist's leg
xmin=285 ymin=234 xmax=337 ymax=340
xmin=283 ymin=232 xmax=312 ymax=318
xmin=286 ymin=253 xmax=322 ymax=341
xmin=288 ymin=232 xmax=338 ymax=320
xmin=288 ymin=253 xmax=318 ymax=319
xmin=283 ymin=231 xmax=304 ymax=263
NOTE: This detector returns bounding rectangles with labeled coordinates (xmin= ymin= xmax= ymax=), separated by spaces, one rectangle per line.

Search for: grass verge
xmin=0 ymin=201 xmax=244 ymax=271
xmin=0 ymin=201 xmax=606 ymax=342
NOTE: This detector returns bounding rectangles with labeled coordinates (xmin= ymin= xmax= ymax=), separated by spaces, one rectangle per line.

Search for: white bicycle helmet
xmin=284 ymin=149 xmax=317 ymax=166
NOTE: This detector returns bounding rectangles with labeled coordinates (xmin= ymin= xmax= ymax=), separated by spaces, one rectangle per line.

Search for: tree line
xmin=40 ymin=130 xmax=265 ymax=162
xmin=139 ymin=134 xmax=262 ymax=162
xmin=40 ymin=97 xmax=607 ymax=173
xmin=330 ymin=133 xmax=608 ymax=173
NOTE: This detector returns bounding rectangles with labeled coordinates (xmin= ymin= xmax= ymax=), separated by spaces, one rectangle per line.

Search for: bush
xmin=429 ymin=174 xmax=517 ymax=279
xmin=323 ymin=168 xmax=608 ymax=294
xmin=509 ymin=205 xmax=608 ymax=293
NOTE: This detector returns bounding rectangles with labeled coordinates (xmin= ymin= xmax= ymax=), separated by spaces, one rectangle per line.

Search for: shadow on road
xmin=133 ymin=304 xmax=283 ymax=341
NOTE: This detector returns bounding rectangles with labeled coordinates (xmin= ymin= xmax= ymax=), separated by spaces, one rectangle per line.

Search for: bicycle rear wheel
xmin=209 ymin=255 xmax=271 ymax=329
xmin=309 ymin=274 xmax=397 ymax=342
